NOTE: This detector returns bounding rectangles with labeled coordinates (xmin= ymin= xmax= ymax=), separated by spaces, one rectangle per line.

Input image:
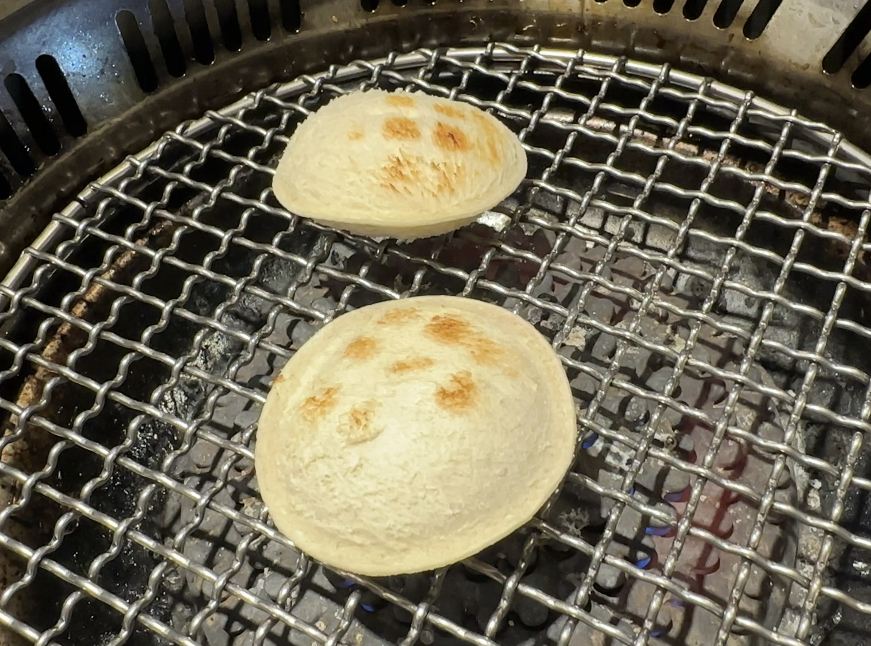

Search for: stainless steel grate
xmin=2 ymin=44 xmax=871 ymax=646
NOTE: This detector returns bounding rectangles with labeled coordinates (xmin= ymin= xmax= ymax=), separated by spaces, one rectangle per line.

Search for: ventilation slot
xmin=248 ymin=0 xmax=271 ymax=40
xmin=743 ymin=0 xmax=782 ymax=40
xmin=823 ymin=1 xmax=871 ymax=74
xmin=714 ymin=0 xmax=744 ymax=28
xmin=360 ymin=0 xmax=378 ymax=10
xmin=653 ymin=0 xmax=676 ymax=13
xmin=852 ymin=53 xmax=871 ymax=87
xmin=0 ymin=171 xmax=12 ymax=199
xmin=623 ymin=0 xmax=641 ymax=7
xmin=281 ymin=0 xmax=301 ymax=32
xmin=0 ymin=112 xmax=34 ymax=176
xmin=5 ymin=74 xmax=59 ymax=156
xmin=116 ymin=10 xmax=159 ymax=92
xmin=215 ymin=0 xmax=243 ymax=51
xmin=683 ymin=0 xmax=708 ymax=20
xmin=391 ymin=0 xmax=407 ymax=7
xmin=184 ymin=0 xmax=214 ymax=64
xmin=149 ymin=0 xmax=186 ymax=77
xmin=35 ymin=55 xmax=86 ymax=138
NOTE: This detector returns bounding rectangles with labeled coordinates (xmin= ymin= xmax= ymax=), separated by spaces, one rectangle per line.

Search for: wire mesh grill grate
xmin=1 ymin=44 xmax=871 ymax=646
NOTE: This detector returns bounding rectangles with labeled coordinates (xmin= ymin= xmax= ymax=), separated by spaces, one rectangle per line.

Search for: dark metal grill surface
xmin=2 ymin=44 xmax=871 ymax=646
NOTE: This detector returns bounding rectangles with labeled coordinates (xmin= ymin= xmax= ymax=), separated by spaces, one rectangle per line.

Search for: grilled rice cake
xmin=255 ymin=296 xmax=577 ymax=576
xmin=271 ymin=90 xmax=527 ymax=239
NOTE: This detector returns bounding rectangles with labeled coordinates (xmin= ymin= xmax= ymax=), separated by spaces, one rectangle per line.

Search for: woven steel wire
xmin=0 ymin=44 xmax=869 ymax=646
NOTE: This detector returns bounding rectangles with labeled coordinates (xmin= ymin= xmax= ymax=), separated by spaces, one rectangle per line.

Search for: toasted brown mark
xmin=435 ymin=371 xmax=477 ymax=412
xmin=378 ymin=307 xmax=420 ymax=325
xmin=343 ymin=336 xmax=377 ymax=360
xmin=273 ymin=374 xmax=285 ymax=385
xmin=467 ymin=338 xmax=504 ymax=365
xmin=379 ymin=154 xmax=459 ymax=197
xmin=429 ymin=161 xmax=460 ymax=196
xmin=348 ymin=129 xmax=365 ymax=141
xmin=380 ymin=153 xmax=421 ymax=195
xmin=386 ymin=94 xmax=415 ymax=107
xmin=338 ymin=400 xmax=381 ymax=445
xmin=473 ymin=112 xmax=501 ymax=164
xmin=434 ymin=103 xmax=466 ymax=119
xmin=425 ymin=314 xmax=472 ymax=344
xmin=389 ymin=356 xmax=435 ymax=374
xmin=433 ymin=121 xmax=470 ymax=152
xmin=301 ymin=386 xmax=340 ymax=423
xmin=383 ymin=116 xmax=421 ymax=141
xmin=383 ymin=154 xmax=418 ymax=182
xmin=424 ymin=314 xmax=503 ymax=364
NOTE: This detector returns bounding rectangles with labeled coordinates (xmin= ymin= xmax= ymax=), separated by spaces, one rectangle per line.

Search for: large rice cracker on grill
xmin=271 ymin=90 xmax=527 ymax=239
xmin=255 ymin=296 xmax=577 ymax=576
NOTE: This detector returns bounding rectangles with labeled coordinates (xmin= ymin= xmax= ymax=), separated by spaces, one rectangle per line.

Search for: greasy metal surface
xmin=2 ymin=0 xmax=871 ymax=283
xmin=2 ymin=44 xmax=871 ymax=646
